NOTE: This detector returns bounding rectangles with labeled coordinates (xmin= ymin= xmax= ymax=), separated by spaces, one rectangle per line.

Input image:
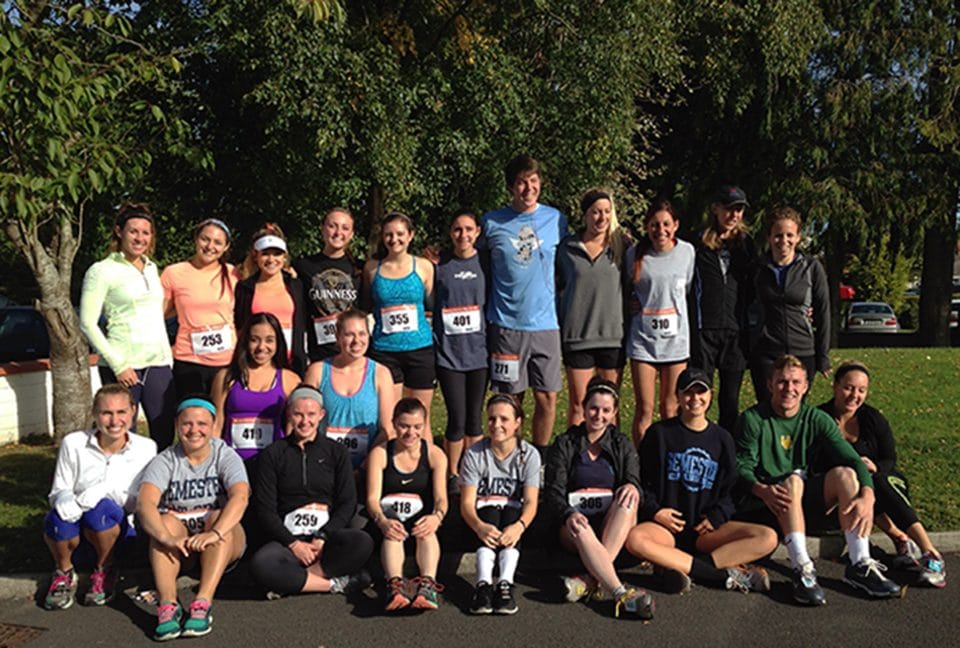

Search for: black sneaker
xmin=792 ymin=563 xmax=826 ymax=606
xmin=493 ymin=580 xmax=518 ymax=615
xmin=844 ymin=558 xmax=902 ymax=598
xmin=470 ymin=581 xmax=494 ymax=615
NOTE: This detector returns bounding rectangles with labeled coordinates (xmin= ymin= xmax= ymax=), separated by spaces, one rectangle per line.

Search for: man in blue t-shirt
xmin=482 ymin=154 xmax=568 ymax=458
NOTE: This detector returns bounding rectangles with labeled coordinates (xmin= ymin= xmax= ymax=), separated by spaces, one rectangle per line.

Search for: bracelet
xmin=211 ymin=528 xmax=224 ymax=542
xmin=434 ymin=510 xmax=445 ymax=522
xmin=518 ymin=519 xmax=527 ymax=530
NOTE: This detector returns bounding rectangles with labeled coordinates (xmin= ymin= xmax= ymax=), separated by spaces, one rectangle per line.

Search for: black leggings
xmin=437 ymin=366 xmax=488 ymax=442
xmin=873 ymin=470 xmax=919 ymax=531
xmin=474 ymin=506 xmax=522 ymax=550
xmin=172 ymin=360 xmax=224 ymax=400
xmin=249 ymin=529 xmax=374 ymax=595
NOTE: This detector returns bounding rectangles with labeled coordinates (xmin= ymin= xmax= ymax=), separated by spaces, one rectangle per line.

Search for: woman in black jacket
xmin=234 ymin=224 xmax=309 ymax=375
xmin=543 ymin=378 xmax=653 ymax=619
xmin=749 ymin=207 xmax=830 ymax=403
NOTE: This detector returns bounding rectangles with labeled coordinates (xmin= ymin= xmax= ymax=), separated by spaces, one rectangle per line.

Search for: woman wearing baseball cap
xmin=234 ymin=224 xmax=309 ymax=374
xmin=626 ymin=367 xmax=777 ymax=594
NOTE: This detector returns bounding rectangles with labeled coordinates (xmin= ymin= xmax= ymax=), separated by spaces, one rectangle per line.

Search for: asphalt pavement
xmin=0 ymin=553 xmax=954 ymax=648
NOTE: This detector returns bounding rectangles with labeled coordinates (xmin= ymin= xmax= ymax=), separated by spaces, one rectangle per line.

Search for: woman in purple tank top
xmin=211 ymin=312 xmax=300 ymax=460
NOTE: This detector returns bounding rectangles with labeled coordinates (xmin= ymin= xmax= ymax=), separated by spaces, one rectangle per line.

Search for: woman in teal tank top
xmin=362 ymin=212 xmax=436 ymax=440
xmin=303 ymin=309 xmax=398 ymax=469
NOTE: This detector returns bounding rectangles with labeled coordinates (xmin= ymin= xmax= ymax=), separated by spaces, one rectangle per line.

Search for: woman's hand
xmin=653 ymin=508 xmax=685 ymax=533
xmin=498 ymin=521 xmax=525 ymax=548
xmin=116 ymin=368 xmax=140 ymax=387
xmin=476 ymin=522 xmax=502 ymax=549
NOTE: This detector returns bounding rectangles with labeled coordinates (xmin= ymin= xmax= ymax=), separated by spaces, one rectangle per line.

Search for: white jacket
xmin=48 ymin=429 xmax=157 ymax=523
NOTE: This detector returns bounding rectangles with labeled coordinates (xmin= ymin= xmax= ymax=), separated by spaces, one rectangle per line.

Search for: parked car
xmin=843 ymin=301 xmax=900 ymax=333
xmin=0 ymin=307 xmax=51 ymax=362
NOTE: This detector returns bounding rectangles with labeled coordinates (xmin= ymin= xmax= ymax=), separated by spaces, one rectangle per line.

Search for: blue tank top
xmin=319 ymin=358 xmax=380 ymax=468
xmin=370 ymin=257 xmax=432 ymax=352
xmin=571 ymin=448 xmax=615 ymax=491
xmin=223 ymin=368 xmax=286 ymax=460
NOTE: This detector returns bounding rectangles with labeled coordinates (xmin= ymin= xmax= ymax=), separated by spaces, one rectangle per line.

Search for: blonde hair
xmin=580 ymin=188 xmax=625 ymax=266
xmin=701 ymin=202 xmax=750 ymax=251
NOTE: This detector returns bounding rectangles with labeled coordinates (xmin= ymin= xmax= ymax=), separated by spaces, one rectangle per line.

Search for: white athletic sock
xmin=498 ymin=548 xmax=520 ymax=584
xmin=845 ymin=530 xmax=871 ymax=565
xmin=784 ymin=531 xmax=811 ymax=570
xmin=476 ymin=547 xmax=495 ymax=585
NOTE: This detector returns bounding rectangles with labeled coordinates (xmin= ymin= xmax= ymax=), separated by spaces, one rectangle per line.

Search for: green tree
xmin=0 ymin=3 xmax=187 ymax=438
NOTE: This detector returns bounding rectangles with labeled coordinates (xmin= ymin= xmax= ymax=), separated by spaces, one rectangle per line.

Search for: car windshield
xmin=851 ymin=304 xmax=893 ymax=315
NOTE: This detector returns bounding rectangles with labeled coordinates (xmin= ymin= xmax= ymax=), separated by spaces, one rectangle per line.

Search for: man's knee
xmin=826 ymin=466 xmax=859 ymax=494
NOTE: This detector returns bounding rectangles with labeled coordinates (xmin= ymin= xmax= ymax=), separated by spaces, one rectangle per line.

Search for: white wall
xmin=0 ymin=363 xmax=103 ymax=445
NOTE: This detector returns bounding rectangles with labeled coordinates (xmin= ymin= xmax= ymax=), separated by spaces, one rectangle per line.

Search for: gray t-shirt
xmin=626 ymin=239 xmax=695 ymax=362
xmin=459 ymin=439 xmax=541 ymax=508
xmin=433 ymin=251 xmax=487 ymax=371
xmin=141 ymin=437 xmax=248 ymax=513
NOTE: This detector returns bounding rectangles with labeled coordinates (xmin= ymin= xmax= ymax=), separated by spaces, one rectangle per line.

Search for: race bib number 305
xmin=380 ymin=493 xmax=424 ymax=522
xmin=568 ymin=488 xmax=614 ymax=516
xmin=313 ymin=314 xmax=338 ymax=345
xmin=283 ymin=503 xmax=330 ymax=536
xmin=441 ymin=305 xmax=481 ymax=336
xmin=381 ymin=304 xmax=418 ymax=334
xmin=190 ymin=325 xmax=232 ymax=355
xmin=172 ymin=509 xmax=215 ymax=537
xmin=490 ymin=353 xmax=520 ymax=384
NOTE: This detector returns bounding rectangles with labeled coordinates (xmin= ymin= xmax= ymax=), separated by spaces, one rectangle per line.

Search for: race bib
xmin=381 ymin=304 xmax=418 ymax=334
xmin=313 ymin=314 xmax=338 ymax=345
xmin=190 ymin=325 xmax=232 ymax=355
xmin=477 ymin=494 xmax=521 ymax=510
xmin=325 ymin=426 xmax=371 ymax=458
xmin=172 ymin=509 xmax=214 ymax=537
xmin=380 ymin=493 xmax=424 ymax=522
xmin=490 ymin=353 xmax=520 ymax=384
xmin=568 ymin=488 xmax=614 ymax=516
xmin=282 ymin=327 xmax=294 ymax=350
xmin=230 ymin=417 xmax=273 ymax=450
xmin=283 ymin=503 xmax=330 ymax=536
xmin=441 ymin=305 xmax=481 ymax=336
xmin=642 ymin=308 xmax=679 ymax=337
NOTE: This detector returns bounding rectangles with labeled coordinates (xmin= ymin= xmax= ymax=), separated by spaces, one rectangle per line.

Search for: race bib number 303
xmin=381 ymin=304 xmax=418 ymax=334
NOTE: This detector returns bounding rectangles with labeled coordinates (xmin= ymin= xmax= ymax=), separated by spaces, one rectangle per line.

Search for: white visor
xmin=254 ymin=235 xmax=287 ymax=253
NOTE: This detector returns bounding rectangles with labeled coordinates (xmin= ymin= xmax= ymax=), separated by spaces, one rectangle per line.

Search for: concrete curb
xmin=4 ymin=530 xmax=959 ymax=600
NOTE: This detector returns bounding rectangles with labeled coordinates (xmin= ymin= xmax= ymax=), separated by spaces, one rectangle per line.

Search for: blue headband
xmin=177 ymin=398 xmax=216 ymax=417
xmin=197 ymin=218 xmax=232 ymax=241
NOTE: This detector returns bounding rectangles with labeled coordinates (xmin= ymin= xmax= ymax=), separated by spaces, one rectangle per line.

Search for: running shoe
xmin=917 ymin=552 xmax=947 ymax=588
xmin=154 ymin=601 xmax=183 ymax=641
xmin=725 ymin=565 xmax=771 ymax=593
xmin=410 ymin=576 xmax=444 ymax=610
xmin=662 ymin=569 xmax=692 ymax=595
xmin=562 ymin=574 xmax=596 ymax=602
xmin=891 ymin=536 xmax=922 ymax=570
xmin=844 ymin=558 xmax=902 ymax=598
xmin=181 ymin=598 xmax=213 ymax=637
xmin=614 ymin=587 xmax=655 ymax=620
xmin=384 ymin=577 xmax=411 ymax=611
xmin=469 ymin=581 xmax=494 ymax=615
xmin=792 ymin=562 xmax=826 ymax=606
xmin=493 ymin=580 xmax=518 ymax=615
xmin=330 ymin=569 xmax=373 ymax=595
xmin=44 ymin=568 xmax=78 ymax=610
xmin=84 ymin=566 xmax=115 ymax=606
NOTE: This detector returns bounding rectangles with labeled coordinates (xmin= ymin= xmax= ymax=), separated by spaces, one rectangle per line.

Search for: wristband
xmin=518 ymin=519 xmax=527 ymax=530
xmin=211 ymin=528 xmax=224 ymax=542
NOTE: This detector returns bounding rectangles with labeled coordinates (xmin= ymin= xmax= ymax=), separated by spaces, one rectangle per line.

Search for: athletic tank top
xmin=569 ymin=448 xmax=616 ymax=517
xmin=370 ymin=257 xmax=432 ymax=352
xmin=319 ymin=358 xmax=380 ymax=468
xmin=434 ymin=251 xmax=487 ymax=371
xmin=223 ymin=368 xmax=286 ymax=460
xmin=380 ymin=439 xmax=434 ymax=523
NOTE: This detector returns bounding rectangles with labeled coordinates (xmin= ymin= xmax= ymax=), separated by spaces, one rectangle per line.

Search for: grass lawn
xmin=2 ymin=347 xmax=958 ymax=573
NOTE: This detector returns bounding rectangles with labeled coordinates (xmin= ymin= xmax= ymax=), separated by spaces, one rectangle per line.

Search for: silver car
xmin=844 ymin=302 xmax=900 ymax=333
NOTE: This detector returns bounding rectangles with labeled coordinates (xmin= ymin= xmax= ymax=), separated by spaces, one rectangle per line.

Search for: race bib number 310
xmin=642 ymin=308 xmax=679 ymax=338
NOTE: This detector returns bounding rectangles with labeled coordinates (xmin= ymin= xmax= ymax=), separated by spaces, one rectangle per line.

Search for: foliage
xmin=845 ymin=233 xmax=915 ymax=313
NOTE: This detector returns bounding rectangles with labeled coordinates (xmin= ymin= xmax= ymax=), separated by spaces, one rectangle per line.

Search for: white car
xmin=844 ymin=302 xmax=900 ymax=333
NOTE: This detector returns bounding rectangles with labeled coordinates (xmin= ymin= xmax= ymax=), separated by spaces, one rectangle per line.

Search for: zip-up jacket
xmin=254 ymin=433 xmax=356 ymax=546
xmin=691 ymin=233 xmax=757 ymax=332
xmin=543 ymin=423 xmax=641 ymax=523
xmin=235 ymin=271 xmax=308 ymax=375
xmin=751 ymin=251 xmax=831 ymax=372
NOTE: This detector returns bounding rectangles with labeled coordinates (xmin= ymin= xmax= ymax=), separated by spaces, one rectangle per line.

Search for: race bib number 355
xmin=381 ymin=304 xmax=418 ymax=334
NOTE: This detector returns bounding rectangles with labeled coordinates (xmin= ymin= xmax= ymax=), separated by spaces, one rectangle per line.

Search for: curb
xmin=4 ymin=530 xmax=959 ymax=600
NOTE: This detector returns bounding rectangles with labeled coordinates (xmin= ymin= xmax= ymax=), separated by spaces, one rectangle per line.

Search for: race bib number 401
xmin=441 ymin=305 xmax=481 ymax=336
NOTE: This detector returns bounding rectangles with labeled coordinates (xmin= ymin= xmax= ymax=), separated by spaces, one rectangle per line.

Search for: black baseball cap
xmin=676 ymin=367 xmax=712 ymax=393
xmin=714 ymin=185 xmax=749 ymax=207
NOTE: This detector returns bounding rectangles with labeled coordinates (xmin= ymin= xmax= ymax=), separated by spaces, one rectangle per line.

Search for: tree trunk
xmin=3 ymin=212 xmax=92 ymax=441
xmin=366 ymin=181 xmax=385 ymax=257
xmin=824 ymin=226 xmax=845 ymax=349
xmin=917 ymin=205 xmax=957 ymax=347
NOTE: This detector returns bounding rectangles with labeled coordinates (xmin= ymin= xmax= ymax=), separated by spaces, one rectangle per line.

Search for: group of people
xmin=40 ymin=155 xmax=945 ymax=638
